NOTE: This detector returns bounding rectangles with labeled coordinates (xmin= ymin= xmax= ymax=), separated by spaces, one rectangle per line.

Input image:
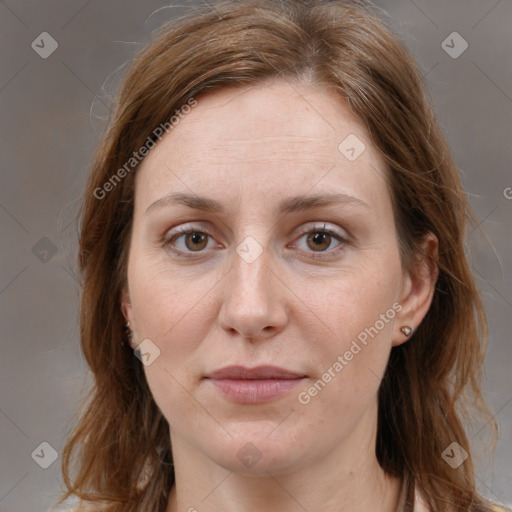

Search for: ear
xmin=121 ymin=286 xmax=135 ymax=326
xmin=393 ymin=232 xmax=439 ymax=347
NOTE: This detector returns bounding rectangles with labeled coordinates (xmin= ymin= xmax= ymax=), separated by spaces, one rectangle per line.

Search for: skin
xmin=122 ymin=78 xmax=438 ymax=512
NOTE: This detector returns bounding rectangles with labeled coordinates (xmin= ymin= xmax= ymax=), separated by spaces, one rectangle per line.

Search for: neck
xmin=165 ymin=426 xmax=401 ymax=512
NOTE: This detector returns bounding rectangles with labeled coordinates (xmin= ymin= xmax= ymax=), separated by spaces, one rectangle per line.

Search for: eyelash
xmin=162 ymin=223 xmax=349 ymax=261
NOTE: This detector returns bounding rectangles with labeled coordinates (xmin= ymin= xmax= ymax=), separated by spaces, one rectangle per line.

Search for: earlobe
xmin=121 ymin=288 xmax=134 ymax=324
xmin=121 ymin=290 xmax=138 ymax=348
xmin=393 ymin=233 xmax=439 ymax=346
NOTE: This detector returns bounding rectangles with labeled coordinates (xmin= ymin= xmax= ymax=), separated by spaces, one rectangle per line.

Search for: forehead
xmin=134 ymin=79 xmax=389 ymax=213
xmin=165 ymin=80 xmax=368 ymax=156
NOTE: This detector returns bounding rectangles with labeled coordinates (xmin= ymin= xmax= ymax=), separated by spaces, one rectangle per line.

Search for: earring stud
xmin=400 ymin=326 xmax=413 ymax=336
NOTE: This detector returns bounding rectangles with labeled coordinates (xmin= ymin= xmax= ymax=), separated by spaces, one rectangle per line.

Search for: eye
xmin=163 ymin=227 xmax=218 ymax=257
xmin=292 ymin=224 xmax=348 ymax=260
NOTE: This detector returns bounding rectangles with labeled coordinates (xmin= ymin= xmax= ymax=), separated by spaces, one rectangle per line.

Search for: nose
xmin=217 ymin=243 xmax=289 ymax=342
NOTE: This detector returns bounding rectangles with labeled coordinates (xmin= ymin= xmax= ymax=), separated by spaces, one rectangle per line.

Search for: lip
xmin=207 ymin=365 xmax=304 ymax=380
xmin=205 ymin=365 xmax=306 ymax=404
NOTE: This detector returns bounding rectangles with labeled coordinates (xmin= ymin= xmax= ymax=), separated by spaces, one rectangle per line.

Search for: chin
xmin=199 ymin=423 xmax=316 ymax=476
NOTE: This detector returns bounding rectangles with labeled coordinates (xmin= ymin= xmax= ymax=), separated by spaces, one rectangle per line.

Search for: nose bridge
xmin=228 ymin=208 xmax=274 ymax=296
xmin=229 ymin=237 xmax=274 ymax=312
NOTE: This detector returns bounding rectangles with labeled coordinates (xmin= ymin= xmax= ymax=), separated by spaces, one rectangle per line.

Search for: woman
xmin=55 ymin=1 xmax=508 ymax=511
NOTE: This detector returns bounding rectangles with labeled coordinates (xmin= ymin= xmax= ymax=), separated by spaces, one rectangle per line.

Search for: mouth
xmin=204 ymin=365 xmax=307 ymax=404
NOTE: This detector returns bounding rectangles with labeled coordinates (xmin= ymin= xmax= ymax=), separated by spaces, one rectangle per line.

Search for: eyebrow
xmin=145 ymin=192 xmax=370 ymax=215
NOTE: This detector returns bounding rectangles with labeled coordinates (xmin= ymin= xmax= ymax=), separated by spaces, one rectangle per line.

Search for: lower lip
xmin=208 ymin=378 xmax=305 ymax=404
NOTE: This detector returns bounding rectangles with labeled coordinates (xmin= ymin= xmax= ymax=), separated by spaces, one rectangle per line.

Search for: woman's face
xmin=123 ymin=79 xmax=429 ymax=475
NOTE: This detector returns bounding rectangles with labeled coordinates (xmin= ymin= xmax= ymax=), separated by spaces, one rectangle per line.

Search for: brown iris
xmin=184 ymin=232 xmax=208 ymax=251
xmin=307 ymin=231 xmax=331 ymax=251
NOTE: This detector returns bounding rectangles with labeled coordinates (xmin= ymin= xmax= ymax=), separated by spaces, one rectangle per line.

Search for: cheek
xmin=298 ymin=257 xmax=401 ymax=345
xmin=128 ymin=258 xmax=221 ymax=401
xmin=129 ymin=255 xmax=216 ymax=343
xmin=294 ymin=261 xmax=402 ymax=404
xmin=130 ymin=265 xmax=216 ymax=427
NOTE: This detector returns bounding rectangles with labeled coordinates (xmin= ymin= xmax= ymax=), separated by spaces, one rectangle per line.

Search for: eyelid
xmin=294 ymin=222 xmax=348 ymax=239
xmin=164 ymin=222 xmax=213 ymax=236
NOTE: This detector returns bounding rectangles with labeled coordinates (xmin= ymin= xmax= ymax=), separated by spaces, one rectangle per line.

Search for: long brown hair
xmin=58 ymin=1 xmax=499 ymax=510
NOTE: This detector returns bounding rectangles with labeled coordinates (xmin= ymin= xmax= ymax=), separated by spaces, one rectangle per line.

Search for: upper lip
xmin=206 ymin=365 xmax=305 ymax=380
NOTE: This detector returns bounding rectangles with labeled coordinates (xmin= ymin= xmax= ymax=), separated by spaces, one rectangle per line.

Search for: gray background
xmin=0 ymin=1 xmax=510 ymax=511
